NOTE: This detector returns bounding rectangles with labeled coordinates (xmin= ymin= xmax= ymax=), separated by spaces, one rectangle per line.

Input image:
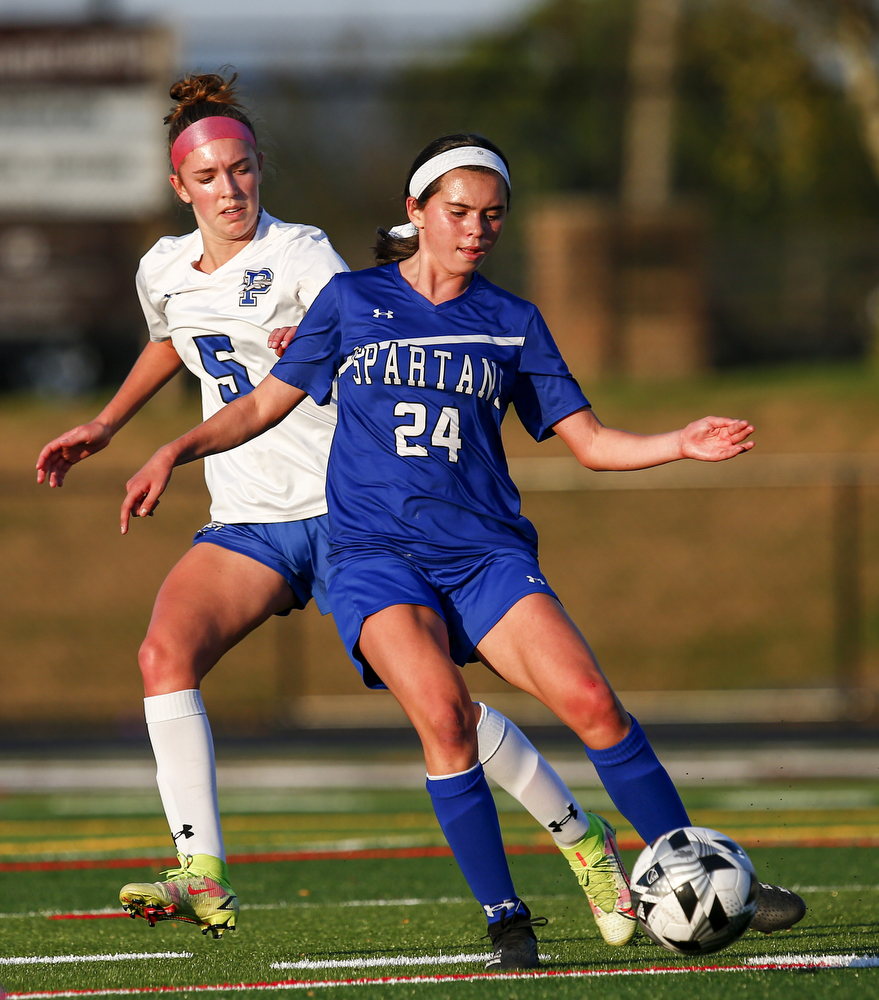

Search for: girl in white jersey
xmin=36 ymin=78 xmax=677 ymax=948
xmin=118 ymin=133 xmax=804 ymax=966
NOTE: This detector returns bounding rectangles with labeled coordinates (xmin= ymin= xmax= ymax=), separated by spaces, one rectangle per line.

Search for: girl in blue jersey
xmin=122 ymin=134 xmax=761 ymax=969
xmin=36 ymin=83 xmax=635 ymax=948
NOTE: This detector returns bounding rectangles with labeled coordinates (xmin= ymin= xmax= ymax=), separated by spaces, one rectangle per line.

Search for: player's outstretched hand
xmin=121 ymin=451 xmax=173 ymax=535
xmin=680 ymin=416 xmax=754 ymax=462
xmin=36 ymin=421 xmax=113 ymax=488
xmin=267 ymin=326 xmax=298 ymax=358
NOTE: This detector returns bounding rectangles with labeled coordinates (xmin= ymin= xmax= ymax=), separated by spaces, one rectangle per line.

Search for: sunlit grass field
xmin=1 ymin=781 xmax=877 ymax=999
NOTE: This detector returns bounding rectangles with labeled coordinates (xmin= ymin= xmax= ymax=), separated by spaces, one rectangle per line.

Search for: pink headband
xmin=171 ymin=117 xmax=257 ymax=173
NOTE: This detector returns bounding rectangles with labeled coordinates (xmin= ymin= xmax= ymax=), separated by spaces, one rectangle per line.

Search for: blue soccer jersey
xmin=270 ymin=263 xmax=589 ymax=560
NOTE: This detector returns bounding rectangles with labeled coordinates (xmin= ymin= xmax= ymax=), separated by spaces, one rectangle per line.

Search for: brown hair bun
xmin=164 ymin=71 xmax=257 ymax=163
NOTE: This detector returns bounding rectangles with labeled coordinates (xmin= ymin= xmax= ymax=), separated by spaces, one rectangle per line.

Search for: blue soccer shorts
xmin=327 ymin=546 xmax=560 ymax=688
xmin=192 ymin=515 xmax=331 ymax=615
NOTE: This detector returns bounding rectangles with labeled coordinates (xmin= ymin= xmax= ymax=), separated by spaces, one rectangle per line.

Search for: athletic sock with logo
xmin=476 ymin=702 xmax=589 ymax=848
xmin=584 ymin=716 xmax=690 ymax=844
xmin=144 ymin=689 xmax=225 ymax=861
xmin=426 ymin=762 xmax=522 ymax=923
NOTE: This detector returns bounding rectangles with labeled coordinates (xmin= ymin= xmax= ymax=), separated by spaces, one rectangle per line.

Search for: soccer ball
xmin=630 ymin=826 xmax=759 ymax=954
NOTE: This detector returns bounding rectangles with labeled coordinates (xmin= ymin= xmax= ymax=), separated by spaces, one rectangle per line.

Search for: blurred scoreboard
xmin=0 ymin=22 xmax=176 ymax=388
xmin=0 ymin=24 xmax=171 ymax=217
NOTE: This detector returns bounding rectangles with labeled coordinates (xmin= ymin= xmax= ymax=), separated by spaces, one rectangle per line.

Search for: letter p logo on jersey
xmin=239 ymin=268 xmax=274 ymax=306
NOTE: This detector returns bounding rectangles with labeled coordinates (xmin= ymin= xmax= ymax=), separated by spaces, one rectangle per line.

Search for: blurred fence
xmin=3 ymin=427 xmax=878 ymax=738
xmin=511 ymin=452 xmax=876 ymax=694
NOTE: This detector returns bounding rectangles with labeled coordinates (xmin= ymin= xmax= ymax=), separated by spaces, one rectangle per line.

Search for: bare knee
xmin=138 ymin=632 xmax=201 ymax=697
xmin=562 ymin=681 xmax=629 ymax=748
xmin=415 ymin=697 xmax=480 ymax=774
xmin=431 ymin=698 xmax=478 ymax=748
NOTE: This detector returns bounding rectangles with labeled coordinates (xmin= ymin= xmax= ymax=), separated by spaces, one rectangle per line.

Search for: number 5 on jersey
xmin=193 ymin=335 xmax=256 ymax=404
xmin=394 ymin=402 xmax=461 ymax=463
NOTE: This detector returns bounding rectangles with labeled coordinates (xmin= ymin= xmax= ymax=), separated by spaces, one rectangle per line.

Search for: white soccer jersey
xmin=136 ymin=210 xmax=347 ymax=524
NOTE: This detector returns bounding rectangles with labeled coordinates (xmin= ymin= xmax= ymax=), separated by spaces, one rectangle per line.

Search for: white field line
xmin=7 ymin=956 xmax=879 ymax=998
xmin=789 ymin=885 xmax=879 ymax=893
xmin=748 ymin=953 xmax=879 ymax=968
xmin=0 ymin=952 xmax=191 ymax=966
xmin=0 ymin=880 xmax=865 ymax=919
xmin=276 ymin=950 xmax=878 ymax=973
xmin=246 ymin=896 xmax=469 ymax=911
xmin=271 ymin=952 xmax=550 ymax=970
xmin=0 ymin=884 xmax=871 ymax=922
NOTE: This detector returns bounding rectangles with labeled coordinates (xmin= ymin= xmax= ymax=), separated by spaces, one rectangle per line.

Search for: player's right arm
xmin=120 ymin=373 xmax=306 ymax=534
xmin=36 ymin=338 xmax=183 ymax=488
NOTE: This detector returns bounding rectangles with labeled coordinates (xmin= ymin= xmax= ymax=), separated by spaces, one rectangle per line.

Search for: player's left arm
xmin=553 ymin=407 xmax=754 ymax=472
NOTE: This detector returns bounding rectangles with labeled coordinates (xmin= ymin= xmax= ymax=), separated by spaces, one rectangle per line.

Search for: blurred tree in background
xmin=248 ymin=0 xmax=879 ymax=367
xmin=681 ymin=0 xmax=878 ymax=225
xmin=393 ymin=0 xmax=877 ymax=221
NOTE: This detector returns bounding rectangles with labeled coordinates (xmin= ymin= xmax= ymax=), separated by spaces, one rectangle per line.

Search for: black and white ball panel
xmin=631 ymin=827 xmax=759 ymax=954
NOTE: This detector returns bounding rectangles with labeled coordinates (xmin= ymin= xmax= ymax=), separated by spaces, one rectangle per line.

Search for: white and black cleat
xmin=749 ymin=882 xmax=807 ymax=933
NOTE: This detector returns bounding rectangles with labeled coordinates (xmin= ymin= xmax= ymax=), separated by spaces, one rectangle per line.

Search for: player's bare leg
xmin=477 ymin=593 xmax=805 ymax=937
xmin=359 ymin=604 xmax=479 ymax=774
xmin=139 ymin=542 xmax=296 ymax=696
xmin=121 ymin=543 xmax=295 ymax=936
xmin=476 ymin=593 xmax=667 ymax=944
xmin=477 ymin=594 xmax=627 ymax=748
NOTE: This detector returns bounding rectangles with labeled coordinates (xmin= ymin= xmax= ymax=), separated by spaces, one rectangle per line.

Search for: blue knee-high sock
xmin=584 ymin=716 xmax=690 ymax=844
xmin=426 ymin=762 xmax=521 ymax=923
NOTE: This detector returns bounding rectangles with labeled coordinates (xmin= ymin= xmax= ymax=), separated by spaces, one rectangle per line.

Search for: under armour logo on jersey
xmin=548 ymin=803 xmax=579 ymax=833
xmin=526 ymin=574 xmax=547 ymax=585
xmin=373 ymin=308 xmax=394 ymax=318
xmin=173 ymin=824 xmax=195 ymax=841
xmin=239 ymin=268 xmax=274 ymax=306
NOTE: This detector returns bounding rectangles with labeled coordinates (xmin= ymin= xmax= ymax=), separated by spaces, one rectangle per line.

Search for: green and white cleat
xmin=559 ymin=813 xmax=637 ymax=946
xmin=119 ymin=853 xmax=238 ymax=939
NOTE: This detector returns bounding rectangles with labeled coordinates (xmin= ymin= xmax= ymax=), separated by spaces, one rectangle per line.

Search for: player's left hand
xmin=267 ymin=326 xmax=298 ymax=358
xmin=680 ymin=416 xmax=754 ymax=462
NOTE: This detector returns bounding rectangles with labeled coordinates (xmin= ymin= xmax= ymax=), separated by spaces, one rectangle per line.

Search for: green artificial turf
xmin=0 ymin=847 xmax=876 ymax=999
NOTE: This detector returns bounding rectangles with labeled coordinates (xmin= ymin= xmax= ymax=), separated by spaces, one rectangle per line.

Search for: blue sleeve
xmin=270 ymin=275 xmax=343 ymax=406
xmin=511 ymin=306 xmax=590 ymax=441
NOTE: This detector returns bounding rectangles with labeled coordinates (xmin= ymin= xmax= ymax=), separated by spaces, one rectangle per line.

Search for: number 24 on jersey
xmin=394 ymin=403 xmax=461 ymax=463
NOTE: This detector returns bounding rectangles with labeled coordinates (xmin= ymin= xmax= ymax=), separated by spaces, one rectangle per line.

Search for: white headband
xmin=408 ymin=146 xmax=510 ymax=199
xmin=388 ymin=146 xmax=511 ymax=239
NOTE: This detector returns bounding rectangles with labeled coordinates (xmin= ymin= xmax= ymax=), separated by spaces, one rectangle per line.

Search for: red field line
xmin=4 ymin=834 xmax=878 ymax=874
xmin=0 ymin=844 xmax=553 ymax=873
xmin=4 ymin=959 xmax=874 ymax=998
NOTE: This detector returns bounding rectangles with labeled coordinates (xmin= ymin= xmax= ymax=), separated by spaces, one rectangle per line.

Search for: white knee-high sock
xmin=144 ymin=689 xmax=225 ymax=861
xmin=477 ymin=702 xmax=590 ymax=848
